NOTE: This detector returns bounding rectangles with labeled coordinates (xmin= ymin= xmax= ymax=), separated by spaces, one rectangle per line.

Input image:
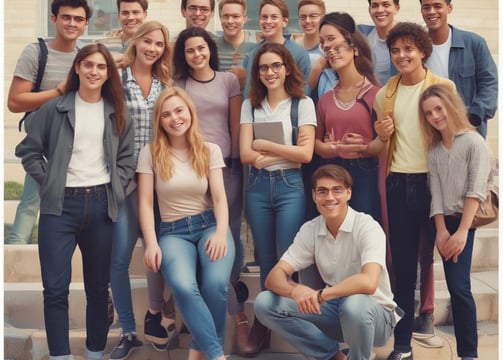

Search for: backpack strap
xmin=290 ymin=97 xmax=299 ymax=145
xmin=18 ymin=38 xmax=48 ymax=132
xmin=33 ymin=37 xmax=48 ymax=92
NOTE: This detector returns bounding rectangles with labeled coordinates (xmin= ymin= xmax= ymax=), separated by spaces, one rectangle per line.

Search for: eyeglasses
xmin=314 ymin=186 xmax=346 ymax=198
xmin=258 ymin=62 xmax=284 ymax=75
xmin=324 ymin=41 xmax=352 ymax=55
xmin=187 ymin=5 xmax=211 ymax=15
xmin=59 ymin=14 xmax=87 ymax=23
xmin=299 ymin=13 xmax=322 ymax=22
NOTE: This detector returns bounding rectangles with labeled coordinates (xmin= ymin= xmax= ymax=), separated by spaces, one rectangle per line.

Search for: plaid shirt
xmin=122 ymin=67 xmax=164 ymax=163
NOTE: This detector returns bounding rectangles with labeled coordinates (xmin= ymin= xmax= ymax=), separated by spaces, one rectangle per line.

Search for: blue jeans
xmin=386 ymin=172 xmax=434 ymax=353
xmin=442 ymin=216 xmax=478 ymax=358
xmin=254 ymin=291 xmax=396 ymax=360
xmin=38 ymin=184 xmax=113 ymax=357
xmin=110 ymin=189 xmax=140 ymax=334
xmin=223 ymin=162 xmax=244 ymax=283
xmin=158 ymin=210 xmax=235 ymax=360
xmin=333 ymin=157 xmax=381 ymax=224
xmin=245 ymin=167 xmax=306 ymax=289
xmin=6 ymin=173 xmax=40 ymax=244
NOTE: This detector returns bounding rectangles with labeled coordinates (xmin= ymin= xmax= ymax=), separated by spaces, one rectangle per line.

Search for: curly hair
xmin=248 ymin=43 xmax=306 ymax=108
xmin=65 ymin=43 xmax=126 ymax=135
xmin=173 ymin=27 xmax=219 ymax=80
xmin=386 ymin=22 xmax=433 ymax=63
xmin=151 ymin=87 xmax=210 ymax=181
xmin=123 ymin=21 xmax=172 ymax=86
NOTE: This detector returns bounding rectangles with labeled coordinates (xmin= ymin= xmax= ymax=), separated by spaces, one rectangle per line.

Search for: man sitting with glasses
xmin=253 ymin=164 xmax=402 ymax=360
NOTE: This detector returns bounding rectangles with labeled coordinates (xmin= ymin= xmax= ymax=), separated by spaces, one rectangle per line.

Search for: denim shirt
xmin=448 ymin=25 xmax=498 ymax=127
xmin=15 ymin=91 xmax=135 ymax=221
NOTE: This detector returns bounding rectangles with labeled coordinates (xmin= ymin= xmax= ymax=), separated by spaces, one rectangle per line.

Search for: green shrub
xmin=4 ymin=181 xmax=23 ymax=200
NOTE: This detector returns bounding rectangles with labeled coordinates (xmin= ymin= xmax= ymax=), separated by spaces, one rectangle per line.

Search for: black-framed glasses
xmin=187 ymin=5 xmax=211 ymax=15
xmin=59 ymin=14 xmax=87 ymax=23
xmin=299 ymin=13 xmax=322 ymax=22
xmin=258 ymin=62 xmax=284 ymax=75
xmin=314 ymin=186 xmax=346 ymax=198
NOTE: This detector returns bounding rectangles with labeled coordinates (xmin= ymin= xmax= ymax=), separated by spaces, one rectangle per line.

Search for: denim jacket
xmin=448 ymin=25 xmax=498 ymax=131
xmin=15 ymin=91 xmax=135 ymax=221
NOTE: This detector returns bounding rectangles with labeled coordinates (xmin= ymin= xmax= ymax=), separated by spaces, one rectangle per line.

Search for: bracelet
xmin=377 ymin=136 xmax=389 ymax=143
xmin=317 ymin=288 xmax=324 ymax=304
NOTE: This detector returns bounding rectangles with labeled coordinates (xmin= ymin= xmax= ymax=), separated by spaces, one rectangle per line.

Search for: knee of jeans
xmin=253 ymin=291 xmax=275 ymax=318
xmin=340 ymin=294 xmax=372 ymax=323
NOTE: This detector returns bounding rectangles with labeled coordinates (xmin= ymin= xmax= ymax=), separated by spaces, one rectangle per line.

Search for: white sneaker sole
xmin=412 ymin=334 xmax=444 ymax=348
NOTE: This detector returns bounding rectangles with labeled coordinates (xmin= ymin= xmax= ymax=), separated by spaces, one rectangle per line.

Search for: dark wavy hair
xmin=64 ymin=43 xmax=126 ymax=135
xmin=51 ymin=0 xmax=92 ymax=19
xmin=311 ymin=164 xmax=352 ymax=190
xmin=249 ymin=43 xmax=305 ymax=108
xmin=386 ymin=22 xmax=433 ymax=63
xmin=173 ymin=27 xmax=219 ymax=80
xmin=320 ymin=12 xmax=378 ymax=85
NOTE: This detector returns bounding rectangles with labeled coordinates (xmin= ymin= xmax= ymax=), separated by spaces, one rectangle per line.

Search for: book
xmin=252 ymin=121 xmax=285 ymax=144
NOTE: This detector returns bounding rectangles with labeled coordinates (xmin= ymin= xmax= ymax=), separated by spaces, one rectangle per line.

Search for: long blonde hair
xmin=151 ymin=87 xmax=209 ymax=180
xmin=123 ymin=21 xmax=172 ymax=86
xmin=419 ymin=84 xmax=474 ymax=150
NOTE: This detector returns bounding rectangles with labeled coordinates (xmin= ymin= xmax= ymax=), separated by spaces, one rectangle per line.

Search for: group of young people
xmin=8 ymin=1 xmax=497 ymax=360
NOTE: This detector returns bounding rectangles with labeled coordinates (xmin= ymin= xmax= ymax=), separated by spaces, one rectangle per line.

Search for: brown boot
xmin=234 ymin=312 xmax=255 ymax=357
xmin=240 ymin=317 xmax=270 ymax=358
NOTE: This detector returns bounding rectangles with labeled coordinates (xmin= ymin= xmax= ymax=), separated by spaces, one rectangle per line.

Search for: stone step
xmin=5 ymin=320 xmax=499 ymax=360
xmin=5 ymin=218 xmax=497 ymax=283
xmin=4 ymin=244 xmax=147 ymax=282
xmin=429 ymin=270 xmax=498 ymax=325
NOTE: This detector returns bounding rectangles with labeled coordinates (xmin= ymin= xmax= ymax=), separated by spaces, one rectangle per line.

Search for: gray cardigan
xmin=15 ymin=91 xmax=135 ymax=221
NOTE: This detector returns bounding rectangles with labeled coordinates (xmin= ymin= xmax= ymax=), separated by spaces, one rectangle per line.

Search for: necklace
xmin=333 ymin=76 xmax=367 ymax=110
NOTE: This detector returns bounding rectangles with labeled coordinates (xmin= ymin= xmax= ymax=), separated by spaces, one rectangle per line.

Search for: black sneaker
xmin=144 ymin=310 xmax=170 ymax=351
xmin=109 ymin=333 xmax=142 ymax=360
xmin=412 ymin=313 xmax=434 ymax=339
xmin=387 ymin=351 xmax=413 ymax=360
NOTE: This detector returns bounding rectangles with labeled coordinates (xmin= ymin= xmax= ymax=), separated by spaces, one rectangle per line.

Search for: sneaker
xmin=412 ymin=313 xmax=434 ymax=339
xmin=144 ymin=310 xmax=169 ymax=350
xmin=109 ymin=333 xmax=142 ymax=360
xmin=387 ymin=351 xmax=413 ymax=360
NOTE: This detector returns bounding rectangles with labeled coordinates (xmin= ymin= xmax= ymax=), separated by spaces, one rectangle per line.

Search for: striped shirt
xmin=428 ymin=131 xmax=491 ymax=217
xmin=121 ymin=67 xmax=164 ymax=163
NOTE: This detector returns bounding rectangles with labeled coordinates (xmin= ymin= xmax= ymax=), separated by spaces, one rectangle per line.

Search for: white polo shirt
xmin=281 ymin=207 xmax=397 ymax=312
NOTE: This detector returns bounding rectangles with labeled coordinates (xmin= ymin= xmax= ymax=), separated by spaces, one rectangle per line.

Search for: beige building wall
xmin=3 ymin=0 xmax=499 ymax=182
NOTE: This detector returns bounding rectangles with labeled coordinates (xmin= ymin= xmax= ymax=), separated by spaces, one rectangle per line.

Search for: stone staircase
xmin=4 ymin=219 xmax=498 ymax=360
xmin=3 ymin=143 xmax=499 ymax=359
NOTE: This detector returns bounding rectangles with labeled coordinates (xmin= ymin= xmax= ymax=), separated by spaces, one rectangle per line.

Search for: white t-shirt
xmin=66 ymin=93 xmax=110 ymax=187
xmin=240 ymin=97 xmax=317 ymax=171
xmin=426 ymin=28 xmax=452 ymax=78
